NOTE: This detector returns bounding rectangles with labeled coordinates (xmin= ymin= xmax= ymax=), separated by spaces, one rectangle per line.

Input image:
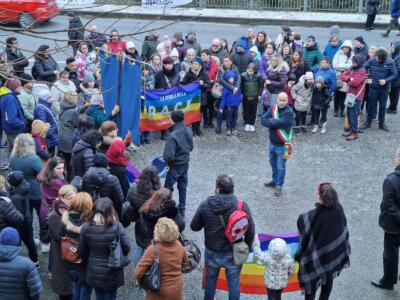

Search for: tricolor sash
xmin=272 ymin=104 xmax=293 ymax=160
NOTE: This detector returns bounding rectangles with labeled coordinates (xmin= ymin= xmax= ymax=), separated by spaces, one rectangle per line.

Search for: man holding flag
xmin=261 ymin=92 xmax=294 ymax=197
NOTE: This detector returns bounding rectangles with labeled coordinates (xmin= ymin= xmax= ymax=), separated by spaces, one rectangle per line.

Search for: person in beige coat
xmin=135 ymin=217 xmax=188 ymax=300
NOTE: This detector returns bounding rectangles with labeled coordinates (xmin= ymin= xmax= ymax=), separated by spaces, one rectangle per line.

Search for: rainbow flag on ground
xmin=202 ymin=232 xmax=301 ymax=295
xmin=140 ymin=82 xmax=201 ymax=132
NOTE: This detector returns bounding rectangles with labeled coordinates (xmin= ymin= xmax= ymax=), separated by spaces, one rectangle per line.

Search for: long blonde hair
xmin=11 ymin=134 xmax=36 ymax=158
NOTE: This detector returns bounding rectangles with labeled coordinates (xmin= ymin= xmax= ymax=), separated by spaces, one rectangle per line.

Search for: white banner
xmin=141 ymin=0 xmax=192 ymax=7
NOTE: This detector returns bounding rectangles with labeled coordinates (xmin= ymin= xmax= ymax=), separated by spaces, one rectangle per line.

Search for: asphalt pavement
xmin=1 ymin=16 xmax=400 ymax=300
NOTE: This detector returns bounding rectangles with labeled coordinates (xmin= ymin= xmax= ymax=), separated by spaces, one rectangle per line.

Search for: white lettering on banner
xmin=160 ymin=92 xmax=186 ymax=101
xmin=141 ymin=0 xmax=192 ymax=7
xmin=174 ymin=102 xmax=182 ymax=110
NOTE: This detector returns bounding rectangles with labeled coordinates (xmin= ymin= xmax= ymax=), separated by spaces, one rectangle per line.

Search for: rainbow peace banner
xmin=140 ymin=82 xmax=201 ymax=132
xmin=202 ymin=232 xmax=301 ymax=295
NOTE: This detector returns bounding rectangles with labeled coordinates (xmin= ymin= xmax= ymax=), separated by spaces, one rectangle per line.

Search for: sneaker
xmin=382 ymin=32 xmax=389 ymax=37
xmin=294 ymin=126 xmax=300 ymax=133
xmin=226 ymin=130 xmax=232 ymax=136
xmin=249 ymin=125 xmax=255 ymax=132
xmin=264 ymin=181 xmax=276 ymax=188
xmin=321 ymin=123 xmax=327 ymax=134
xmin=0 ymin=162 xmax=9 ymax=170
xmin=274 ymin=187 xmax=282 ymax=197
xmin=41 ymin=243 xmax=50 ymax=253
xmin=301 ymin=126 xmax=307 ymax=133
xmin=245 ymin=124 xmax=250 ymax=132
xmin=127 ymin=144 xmax=138 ymax=152
xmin=215 ymin=127 xmax=221 ymax=134
xmin=232 ymin=129 xmax=239 ymax=136
xmin=34 ymin=238 xmax=40 ymax=247
xmin=311 ymin=125 xmax=318 ymax=133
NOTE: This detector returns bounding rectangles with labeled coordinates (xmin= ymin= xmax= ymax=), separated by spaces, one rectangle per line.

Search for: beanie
xmin=315 ymin=76 xmax=325 ymax=85
xmin=192 ymin=56 xmax=203 ymax=66
xmin=7 ymin=171 xmax=24 ymax=188
xmin=37 ymin=89 xmax=51 ymax=101
xmin=171 ymin=110 xmax=184 ymax=123
xmin=5 ymin=78 xmax=21 ymax=91
xmin=354 ymin=36 xmax=365 ymax=45
xmin=236 ymin=39 xmax=247 ymax=49
xmin=329 ymin=25 xmax=340 ymax=37
xmin=163 ymin=56 xmax=174 ymax=65
xmin=84 ymin=72 xmax=95 ymax=84
xmin=305 ymin=35 xmax=315 ymax=43
xmin=93 ymin=152 xmax=109 ymax=168
xmin=170 ymin=48 xmax=179 ymax=58
xmin=126 ymin=41 xmax=136 ymax=49
xmin=305 ymin=71 xmax=314 ymax=81
xmin=0 ymin=227 xmax=20 ymax=246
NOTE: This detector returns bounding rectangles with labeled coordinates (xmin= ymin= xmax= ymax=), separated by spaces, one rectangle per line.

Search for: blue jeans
xmin=347 ymin=100 xmax=362 ymax=132
xmin=164 ymin=163 xmax=189 ymax=210
xmin=269 ymin=144 xmax=287 ymax=187
xmin=133 ymin=244 xmax=145 ymax=265
xmin=204 ymin=248 xmax=242 ymax=300
xmin=225 ymin=106 xmax=238 ymax=130
xmin=94 ymin=288 xmax=117 ymax=300
xmin=367 ymin=87 xmax=389 ymax=124
xmin=72 ymin=281 xmax=92 ymax=300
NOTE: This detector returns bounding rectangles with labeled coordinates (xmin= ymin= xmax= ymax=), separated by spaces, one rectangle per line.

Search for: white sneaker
xmin=321 ymin=122 xmax=327 ymax=134
xmin=249 ymin=125 xmax=255 ymax=132
xmin=245 ymin=124 xmax=250 ymax=131
xmin=34 ymin=238 xmax=40 ymax=247
xmin=311 ymin=125 xmax=319 ymax=133
xmin=41 ymin=243 xmax=50 ymax=253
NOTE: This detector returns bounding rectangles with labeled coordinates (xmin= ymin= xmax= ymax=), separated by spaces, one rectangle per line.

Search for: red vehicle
xmin=0 ymin=0 xmax=59 ymax=29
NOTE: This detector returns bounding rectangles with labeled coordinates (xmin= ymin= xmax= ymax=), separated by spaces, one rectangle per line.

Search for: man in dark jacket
xmin=163 ymin=111 xmax=193 ymax=216
xmin=363 ymin=48 xmax=397 ymax=131
xmin=86 ymin=25 xmax=107 ymax=52
xmin=64 ymin=57 xmax=80 ymax=92
xmin=82 ymin=153 xmax=124 ymax=218
xmin=67 ymin=12 xmax=84 ymax=55
xmin=0 ymin=193 xmax=23 ymax=231
xmin=191 ymin=174 xmax=255 ymax=300
xmin=5 ymin=37 xmax=29 ymax=77
xmin=372 ymin=148 xmax=400 ymax=290
xmin=261 ymin=92 xmax=294 ymax=197
xmin=0 ymin=227 xmax=42 ymax=299
xmin=184 ymin=31 xmax=202 ymax=55
xmin=141 ymin=32 xmax=159 ymax=62
xmin=72 ymin=130 xmax=103 ymax=178
xmin=231 ymin=39 xmax=253 ymax=74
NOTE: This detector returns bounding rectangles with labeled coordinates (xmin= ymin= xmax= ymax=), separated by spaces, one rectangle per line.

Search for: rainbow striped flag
xmin=203 ymin=232 xmax=301 ymax=295
xmin=140 ymin=82 xmax=201 ymax=132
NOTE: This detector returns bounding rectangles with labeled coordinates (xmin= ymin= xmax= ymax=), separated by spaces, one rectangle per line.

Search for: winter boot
xmin=321 ymin=122 xmax=327 ymax=134
xmin=311 ymin=125 xmax=319 ymax=133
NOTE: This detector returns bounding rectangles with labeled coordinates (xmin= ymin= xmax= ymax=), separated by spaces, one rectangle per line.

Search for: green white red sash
xmin=272 ymin=104 xmax=293 ymax=159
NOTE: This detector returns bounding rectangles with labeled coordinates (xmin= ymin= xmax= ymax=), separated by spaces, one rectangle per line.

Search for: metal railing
xmin=196 ymin=0 xmax=390 ymax=13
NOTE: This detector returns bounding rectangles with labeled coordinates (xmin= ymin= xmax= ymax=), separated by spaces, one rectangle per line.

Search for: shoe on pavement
xmin=311 ymin=125 xmax=319 ymax=133
xmin=245 ymin=124 xmax=250 ymax=132
xmin=386 ymin=108 xmax=397 ymax=114
xmin=274 ymin=187 xmax=282 ymax=197
xmin=264 ymin=181 xmax=276 ymax=188
xmin=371 ymin=279 xmax=394 ymax=290
xmin=249 ymin=125 xmax=255 ymax=132
xmin=208 ymin=122 xmax=215 ymax=128
xmin=342 ymin=130 xmax=351 ymax=137
xmin=333 ymin=111 xmax=339 ymax=117
xmin=34 ymin=238 xmax=40 ymax=247
xmin=379 ymin=124 xmax=390 ymax=132
xmin=232 ymin=129 xmax=239 ymax=136
xmin=215 ymin=127 xmax=221 ymax=134
xmin=301 ymin=126 xmax=307 ymax=132
xmin=382 ymin=32 xmax=389 ymax=37
xmin=41 ymin=243 xmax=50 ymax=253
xmin=346 ymin=133 xmax=358 ymax=141
xmin=321 ymin=122 xmax=327 ymax=134
xmin=294 ymin=126 xmax=300 ymax=133
xmin=226 ymin=130 xmax=232 ymax=136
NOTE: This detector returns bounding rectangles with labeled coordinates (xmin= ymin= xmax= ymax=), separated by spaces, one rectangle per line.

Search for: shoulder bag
xmin=139 ymin=243 xmax=160 ymax=291
xmin=107 ymin=223 xmax=131 ymax=268
xmin=345 ymin=79 xmax=366 ymax=108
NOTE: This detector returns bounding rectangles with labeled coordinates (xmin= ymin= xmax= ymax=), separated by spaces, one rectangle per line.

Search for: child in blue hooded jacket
xmin=217 ymin=70 xmax=242 ymax=136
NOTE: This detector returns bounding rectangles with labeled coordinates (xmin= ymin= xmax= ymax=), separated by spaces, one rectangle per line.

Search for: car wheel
xmin=19 ymin=13 xmax=35 ymax=29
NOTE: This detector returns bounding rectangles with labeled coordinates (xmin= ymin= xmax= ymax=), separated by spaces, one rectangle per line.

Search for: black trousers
xmin=19 ymin=220 xmax=38 ymax=262
xmin=295 ymin=110 xmax=307 ymax=126
xmin=267 ymin=288 xmax=283 ymax=300
xmin=366 ymin=14 xmax=376 ymax=28
xmin=361 ymin=84 xmax=370 ymax=113
xmin=314 ymin=108 xmax=328 ymax=125
xmin=202 ymin=91 xmax=215 ymax=125
xmin=243 ymin=98 xmax=258 ymax=125
xmin=389 ymin=86 xmax=400 ymax=112
xmin=385 ymin=17 xmax=400 ymax=34
xmin=382 ymin=232 xmax=400 ymax=284
xmin=334 ymin=90 xmax=346 ymax=113
xmin=304 ymin=274 xmax=333 ymax=300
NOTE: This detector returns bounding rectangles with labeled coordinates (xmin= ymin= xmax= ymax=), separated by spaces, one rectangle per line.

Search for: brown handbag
xmin=61 ymin=236 xmax=82 ymax=264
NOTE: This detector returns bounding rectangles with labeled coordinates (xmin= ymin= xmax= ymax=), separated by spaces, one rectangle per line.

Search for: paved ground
xmin=2 ymin=16 xmax=400 ymax=300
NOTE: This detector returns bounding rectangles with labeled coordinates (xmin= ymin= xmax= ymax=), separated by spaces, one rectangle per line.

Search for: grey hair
xmin=11 ymin=134 xmax=36 ymax=158
xmin=186 ymin=48 xmax=196 ymax=56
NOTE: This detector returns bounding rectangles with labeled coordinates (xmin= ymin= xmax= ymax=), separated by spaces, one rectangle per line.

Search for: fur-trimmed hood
xmin=62 ymin=210 xmax=84 ymax=234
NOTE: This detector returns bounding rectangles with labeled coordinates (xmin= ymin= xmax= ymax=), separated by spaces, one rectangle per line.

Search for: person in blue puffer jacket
xmin=0 ymin=227 xmax=42 ymax=300
xmin=314 ymin=57 xmax=337 ymax=95
xmin=34 ymin=89 xmax=58 ymax=156
xmin=382 ymin=0 xmax=400 ymax=37
xmin=217 ymin=70 xmax=242 ymax=136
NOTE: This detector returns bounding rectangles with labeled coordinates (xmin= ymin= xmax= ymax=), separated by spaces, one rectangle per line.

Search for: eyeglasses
xmin=211 ymin=45 xmax=219 ymax=47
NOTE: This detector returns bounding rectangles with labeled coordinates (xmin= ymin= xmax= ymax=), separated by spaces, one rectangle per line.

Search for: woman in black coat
xmin=78 ymin=197 xmax=131 ymax=300
xmin=135 ymin=188 xmax=184 ymax=264
xmin=182 ymin=57 xmax=212 ymax=136
xmin=123 ymin=166 xmax=161 ymax=264
xmin=295 ymin=183 xmax=350 ymax=300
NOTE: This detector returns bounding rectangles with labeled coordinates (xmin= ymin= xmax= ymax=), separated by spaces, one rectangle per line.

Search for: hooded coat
xmin=323 ymin=39 xmax=344 ymax=64
xmin=220 ymin=70 xmax=242 ymax=108
xmin=253 ymin=237 xmax=295 ymax=290
xmin=0 ymin=244 xmax=42 ymax=300
xmin=191 ymin=193 xmax=255 ymax=252
xmin=9 ymin=180 xmax=31 ymax=225
xmin=302 ymin=43 xmax=323 ymax=72
xmin=314 ymin=67 xmax=337 ymax=95
xmin=332 ymin=40 xmax=354 ymax=73
xmin=291 ymin=75 xmax=313 ymax=112
xmin=34 ymin=98 xmax=58 ymax=148
xmin=0 ymin=194 xmax=24 ymax=231
xmin=0 ymin=87 xmax=26 ymax=135
xmin=232 ymin=46 xmax=253 ymax=74
xmin=58 ymin=100 xmax=79 ymax=154
xmin=217 ymin=64 xmax=241 ymax=92
xmin=106 ymin=140 xmax=130 ymax=197
xmin=341 ymin=64 xmax=368 ymax=100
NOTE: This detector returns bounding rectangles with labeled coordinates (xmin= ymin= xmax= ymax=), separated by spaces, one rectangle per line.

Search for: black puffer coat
xmin=72 ymin=140 xmax=96 ymax=177
xmin=182 ymin=68 xmax=212 ymax=105
xmin=379 ymin=167 xmax=400 ymax=234
xmin=33 ymin=55 xmax=59 ymax=83
xmin=232 ymin=51 xmax=253 ymax=74
xmin=81 ymin=167 xmax=124 ymax=218
xmin=138 ymin=200 xmax=185 ymax=248
xmin=9 ymin=180 xmax=31 ymax=225
xmin=78 ymin=221 xmax=130 ymax=291
xmin=6 ymin=48 xmax=29 ymax=75
xmin=68 ymin=16 xmax=84 ymax=46
xmin=0 ymin=192 xmax=24 ymax=231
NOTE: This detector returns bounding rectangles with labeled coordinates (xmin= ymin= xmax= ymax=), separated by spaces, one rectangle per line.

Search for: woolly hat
xmin=93 ymin=152 xmax=109 ymax=168
xmin=31 ymin=119 xmax=50 ymax=136
xmin=354 ymin=36 xmax=365 ymax=45
xmin=5 ymin=78 xmax=21 ymax=91
xmin=163 ymin=56 xmax=174 ymax=65
xmin=171 ymin=110 xmax=184 ymax=123
xmin=305 ymin=71 xmax=314 ymax=80
xmin=7 ymin=171 xmax=24 ymax=188
xmin=173 ymin=32 xmax=183 ymax=40
xmin=236 ymin=39 xmax=247 ymax=49
xmin=126 ymin=41 xmax=136 ymax=49
xmin=288 ymin=72 xmax=297 ymax=81
xmin=329 ymin=25 xmax=340 ymax=37
xmin=170 ymin=48 xmax=179 ymax=58
xmin=305 ymin=35 xmax=315 ymax=43
xmin=37 ymin=89 xmax=51 ymax=101
xmin=0 ymin=227 xmax=20 ymax=246
xmin=84 ymin=72 xmax=95 ymax=84
xmin=249 ymin=46 xmax=258 ymax=53
xmin=192 ymin=56 xmax=203 ymax=66
xmin=315 ymin=76 xmax=325 ymax=85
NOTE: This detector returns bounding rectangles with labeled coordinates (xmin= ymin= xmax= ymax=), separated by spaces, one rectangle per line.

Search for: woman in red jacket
xmin=106 ymin=139 xmax=129 ymax=197
xmin=201 ymin=49 xmax=219 ymax=128
xmin=341 ymin=55 xmax=368 ymax=141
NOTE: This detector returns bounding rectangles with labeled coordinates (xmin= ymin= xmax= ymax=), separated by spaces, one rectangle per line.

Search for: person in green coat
xmin=302 ymin=35 xmax=323 ymax=72
xmin=85 ymin=93 xmax=120 ymax=130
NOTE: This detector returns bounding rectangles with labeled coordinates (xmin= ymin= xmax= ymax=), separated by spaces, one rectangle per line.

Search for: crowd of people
xmin=0 ymin=10 xmax=398 ymax=300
